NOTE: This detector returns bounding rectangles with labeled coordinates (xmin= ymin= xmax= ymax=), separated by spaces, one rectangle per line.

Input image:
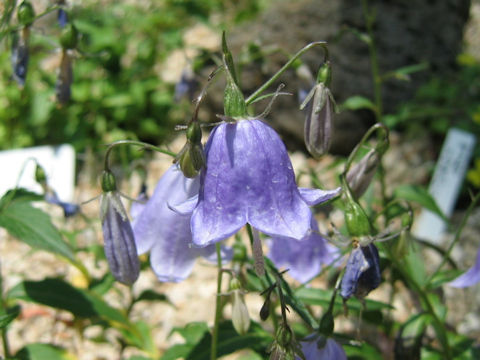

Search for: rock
xmin=205 ymin=0 xmax=471 ymax=155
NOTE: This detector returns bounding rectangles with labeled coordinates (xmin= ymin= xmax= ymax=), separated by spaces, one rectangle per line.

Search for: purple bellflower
xmin=175 ymin=119 xmax=341 ymax=247
xmin=340 ymin=243 xmax=381 ymax=300
xmin=100 ymin=189 xmax=140 ymax=285
xmin=448 ymin=247 xmax=480 ymax=287
xmin=45 ymin=190 xmax=79 ymax=218
xmin=268 ymin=219 xmax=340 ymax=283
xmin=133 ymin=164 xmax=230 ymax=282
xmin=297 ymin=333 xmax=347 ymax=360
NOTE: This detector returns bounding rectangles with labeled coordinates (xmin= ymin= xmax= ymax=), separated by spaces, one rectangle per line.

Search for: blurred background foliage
xmin=0 ymin=0 xmax=270 ymax=160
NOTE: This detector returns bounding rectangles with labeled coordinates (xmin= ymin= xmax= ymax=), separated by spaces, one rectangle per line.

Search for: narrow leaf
xmin=393 ymin=185 xmax=447 ymax=221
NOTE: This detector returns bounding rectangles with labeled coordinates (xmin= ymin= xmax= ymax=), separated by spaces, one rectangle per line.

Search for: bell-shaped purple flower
xmin=45 ymin=190 xmax=79 ymax=218
xmin=268 ymin=219 xmax=340 ymax=283
xmin=100 ymin=191 xmax=140 ymax=285
xmin=177 ymin=119 xmax=340 ymax=247
xmin=448 ymin=247 xmax=480 ymax=288
xmin=133 ymin=164 xmax=229 ymax=282
xmin=297 ymin=333 xmax=346 ymax=360
xmin=340 ymin=243 xmax=381 ymax=300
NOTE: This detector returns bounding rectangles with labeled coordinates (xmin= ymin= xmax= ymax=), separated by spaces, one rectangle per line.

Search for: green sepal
xmin=35 ymin=164 xmax=47 ymax=184
xmin=316 ymin=61 xmax=332 ymax=87
xmin=101 ymin=170 xmax=117 ymax=193
xmin=60 ymin=23 xmax=78 ymax=50
xmin=17 ymin=1 xmax=35 ymax=27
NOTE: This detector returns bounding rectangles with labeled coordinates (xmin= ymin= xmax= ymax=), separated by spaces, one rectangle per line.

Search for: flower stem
xmin=245 ymin=41 xmax=327 ymax=106
xmin=104 ymin=140 xmax=176 ymax=171
xmin=211 ymin=243 xmax=223 ymax=360
xmin=0 ymin=260 xmax=11 ymax=359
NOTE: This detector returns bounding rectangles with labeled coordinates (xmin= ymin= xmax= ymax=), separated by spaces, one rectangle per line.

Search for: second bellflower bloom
xmin=133 ymin=164 xmax=229 ymax=282
xmin=268 ymin=219 xmax=340 ymax=283
xmin=177 ymin=119 xmax=341 ymax=247
xmin=297 ymin=333 xmax=347 ymax=360
xmin=448 ymin=247 xmax=480 ymax=288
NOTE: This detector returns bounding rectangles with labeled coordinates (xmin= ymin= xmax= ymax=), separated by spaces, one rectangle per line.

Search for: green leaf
xmin=341 ymin=96 xmax=376 ymax=111
xmin=0 ymin=306 xmax=20 ymax=328
xmin=382 ymin=62 xmax=429 ymax=81
xmin=172 ymin=322 xmax=209 ymax=345
xmin=135 ymin=289 xmax=171 ymax=305
xmin=119 ymin=321 xmax=157 ymax=356
xmin=427 ymin=269 xmax=463 ymax=290
xmin=186 ymin=321 xmax=272 ymax=360
xmin=344 ymin=340 xmax=383 ymax=360
xmin=0 ymin=188 xmax=43 ymax=208
xmin=393 ymin=185 xmax=447 ymax=221
xmin=8 ymin=278 xmax=130 ymax=327
xmin=0 ymin=201 xmax=75 ymax=261
xmin=161 ymin=344 xmax=194 ymax=360
xmin=15 ymin=343 xmax=76 ymax=360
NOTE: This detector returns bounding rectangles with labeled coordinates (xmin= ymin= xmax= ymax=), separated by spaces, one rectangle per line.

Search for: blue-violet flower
xmin=133 ymin=164 xmax=230 ymax=282
xmin=297 ymin=333 xmax=346 ymax=360
xmin=448 ymin=247 xmax=480 ymax=288
xmin=268 ymin=218 xmax=340 ymax=283
xmin=177 ymin=119 xmax=341 ymax=247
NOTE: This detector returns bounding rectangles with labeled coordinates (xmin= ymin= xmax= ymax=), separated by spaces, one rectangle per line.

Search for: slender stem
xmin=210 ymin=243 xmax=223 ymax=360
xmin=0 ymin=260 xmax=11 ymax=358
xmin=104 ymin=140 xmax=176 ymax=171
xmin=361 ymin=0 xmax=383 ymax=121
xmin=426 ymin=191 xmax=480 ymax=284
xmin=245 ymin=41 xmax=327 ymax=106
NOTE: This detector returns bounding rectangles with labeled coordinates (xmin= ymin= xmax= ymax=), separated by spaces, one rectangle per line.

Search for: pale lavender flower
xmin=133 ymin=164 xmax=230 ymax=282
xmin=340 ymin=243 xmax=381 ymax=300
xmin=448 ymin=247 xmax=480 ymax=287
xmin=175 ymin=119 xmax=341 ymax=247
xmin=268 ymin=219 xmax=340 ymax=283
xmin=100 ymin=191 xmax=140 ymax=285
xmin=297 ymin=333 xmax=346 ymax=360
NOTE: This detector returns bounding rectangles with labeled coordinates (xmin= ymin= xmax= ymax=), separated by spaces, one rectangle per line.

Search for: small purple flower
xmin=100 ymin=191 xmax=140 ymax=285
xmin=133 ymin=165 xmax=230 ymax=282
xmin=340 ymin=243 xmax=381 ymax=300
xmin=57 ymin=8 xmax=68 ymax=28
xmin=176 ymin=119 xmax=340 ymax=247
xmin=297 ymin=333 xmax=346 ymax=360
xmin=448 ymin=247 xmax=480 ymax=288
xmin=11 ymin=31 xmax=29 ymax=86
xmin=45 ymin=190 xmax=79 ymax=218
xmin=268 ymin=219 xmax=340 ymax=283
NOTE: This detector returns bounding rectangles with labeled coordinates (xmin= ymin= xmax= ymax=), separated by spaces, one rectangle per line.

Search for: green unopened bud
xmin=319 ymin=310 xmax=334 ymax=337
xmin=222 ymin=32 xmax=247 ymax=118
xmin=17 ymin=1 xmax=35 ymax=27
xmin=101 ymin=170 xmax=117 ymax=193
xmin=260 ymin=297 xmax=271 ymax=321
xmin=177 ymin=143 xmax=205 ymax=178
xmin=232 ymin=241 xmax=247 ymax=262
xmin=60 ymin=23 xmax=78 ymax=49
xmin=186 ymin=121 xmax=202 ymax=144
xmin=277 ymin=324 xmax=293 ymax=348
xmin=316 ymin=61 xmax=332 ymax=87
xmin=35 ymin=164 xmax=47 ymax=184
xmin=344 ymin=199 xmax=371 ymax=237
xmin=231 ymin=289 xmax=250 ymax=335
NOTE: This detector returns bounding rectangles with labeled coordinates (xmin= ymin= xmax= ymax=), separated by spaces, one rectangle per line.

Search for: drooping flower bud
xmin=343 ymin=195 xmax=371 ymax=238
xmin=340 ymin=243 xmax=381 ymax=301
xmin=301 ymin=61 xmax=336 ymax=158
xmin=34 ymin=164 xmax=47 ymax=185
xmin=17 ymin=1 xmax=35 ymax=27
xmin=100 ymin=170 xmax=140 ymax=285
xmin=230 ymin=278 xmax=250 ymax=335
xmin=11 ymin=30 xmax=29 ymax=86
xmin=56 ymin=49 xmax=73 ymax=105
xmin=259 ymin=296 xmax=271 ymax=321
xmin=346 ymin=148 xmax=380 ymax=199
xmin=268 ymin=324 xmax=301 ymax=360
xmin=175 ymin=122 xmax=205 ymax=178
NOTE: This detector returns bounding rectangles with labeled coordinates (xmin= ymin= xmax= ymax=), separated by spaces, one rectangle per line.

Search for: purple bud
xmin=56 ymin=50 xmax=73 ymax=105
xmin=346 ymin=149 xmax=380 ymax=198
xmin=302 ymin=83 xmax=336 ymax=158
xmin=340 ymin=243 xmax=381 ymax=300
xmin=44 ymin=191 xmax=79 ymax=218
xmin=11 ymin=30 xmax=29 ymax=86
xmin=57 ymin=8 xmax=68 ymax=28
xmin=100 ymin=192 xmax=140 ymax=285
